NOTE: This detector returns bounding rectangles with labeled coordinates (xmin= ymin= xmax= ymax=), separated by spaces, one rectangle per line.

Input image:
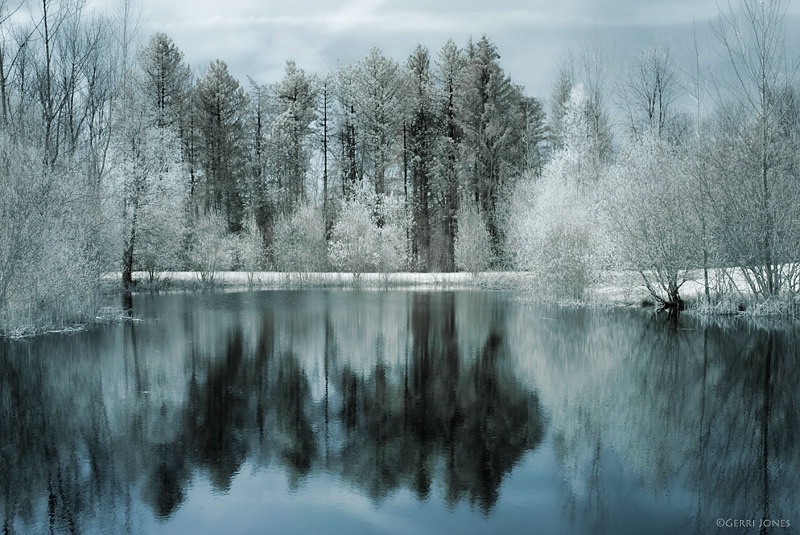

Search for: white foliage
xmin=561 ymin=85 xmax=593 ymax=152
xmin=104 ymin=115 xmax=189 ymax=276
xmin=190 ymin=211 xmax=233 ymax=280
xmin=506 ymin=146 xmax=607 ymax=299
xmin=454 ymin=202 xmax=493 ymax=273
xmin=603 ymin=133 xmax=699 ymax=302
xmin=231 ymin=214 xmax=265 ymax=272
xmin=137 ymin=129 xmax=188 ymax=275
xmin=328 ymin=185 xmax=406 ymax=274
xmin=271 ymin=204 xmax=327 ymax=272
xmin=0 ymin=135 xmax=101 ymax=331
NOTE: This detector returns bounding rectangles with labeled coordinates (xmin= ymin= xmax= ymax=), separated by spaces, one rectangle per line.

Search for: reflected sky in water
xmin=1 ymin=290 xmax=798 ymax=534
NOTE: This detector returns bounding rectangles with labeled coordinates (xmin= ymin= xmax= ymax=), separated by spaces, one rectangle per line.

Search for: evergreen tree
xmin=354 ymin=48 xmax=405 ymax=199
xmin=246 ymin=78 xmax=272 ymax=239
xmin=405 ymin=45 xmax=437 ymax=270
xmin=433 ymin=39 xmax=465 ymax=272
xmin=195 ymin=59 xmax=248 ymax=232
xmin=333 ymin=62 xmax=361 ymax=199
xmin=138 ymin=32 xmax=191 ymax=129
xmin=520 ymin=95 xmax=547 ymax=177
xmin=548 ymin=61 xmax=573 ymax=153
xmin=267 ymin=60 xmax=317 ymax=212
xmin=460 ymin=36 xmax=526 ymax=264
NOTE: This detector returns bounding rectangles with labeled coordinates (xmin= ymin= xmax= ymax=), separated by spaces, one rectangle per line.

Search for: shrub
xmin=505 ymin=147 xmax=606 ymax=301
xmin=454 ymin=202 xmax=494 ymax=273
xmin=328 ymin=187 xmax=406 ymax=274
xmin=270 ymin=204 xmax=328 ymax=272
xmin=189 ymin=211 xmax=233 ymax=283
xmin=0 ymin=137 xmax=102 ymax=335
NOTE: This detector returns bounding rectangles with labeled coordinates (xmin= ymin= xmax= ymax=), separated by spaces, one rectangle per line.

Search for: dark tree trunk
xmin=122 ymin=209 xmax=137 ymax=289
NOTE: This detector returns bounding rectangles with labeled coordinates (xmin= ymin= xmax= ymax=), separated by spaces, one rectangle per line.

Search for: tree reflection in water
xmin=1 ymin=291 xmax=799 ymax=534
xmin=510 ymin=308 xmax=800 ymax=534
xmin=0 ymin=290 xmax=544 ymax=533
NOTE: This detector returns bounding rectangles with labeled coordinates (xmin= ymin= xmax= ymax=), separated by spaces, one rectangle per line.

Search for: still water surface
xmin=1 ymin=290 xmax=798 ymax=534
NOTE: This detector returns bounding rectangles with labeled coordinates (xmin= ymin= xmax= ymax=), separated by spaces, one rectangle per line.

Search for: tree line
xmin=0 ymin=0 xmax=799 ymax=333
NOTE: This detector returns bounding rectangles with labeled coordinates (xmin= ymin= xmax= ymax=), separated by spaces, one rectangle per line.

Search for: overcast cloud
xmin=85 ymin=0 xmax=800 ymax=101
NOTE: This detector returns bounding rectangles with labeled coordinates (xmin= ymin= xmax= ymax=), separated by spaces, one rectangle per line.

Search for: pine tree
xmin=268 ymin=60 xmax=317 ymax=212
xmin=138 ymin=32 xmax=191 ymax=129
xmin=406 ymin=45 xmax=437 ymax=270
xmin=355 ymin=48 xmax=405 ymax=199
xmin=433 ymin=39 xmax=465 ymax=272
xmin=460 ymin=36 xmax=526 ymax=264
xmin=334 ymin=62 xmax=361 ymax=199
xmin=195 ymin=59 xmax=248 ymax=232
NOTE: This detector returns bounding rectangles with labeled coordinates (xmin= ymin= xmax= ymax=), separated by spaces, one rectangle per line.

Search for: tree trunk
xmin=122 ymin=209 xmax=137 ymax=289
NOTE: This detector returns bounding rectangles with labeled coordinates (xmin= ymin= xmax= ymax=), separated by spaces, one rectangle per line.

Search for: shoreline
xmin=102 ymin=271 xmax=538 ymax=291
xmin=3 ymin=270 xmax=797 ymax=340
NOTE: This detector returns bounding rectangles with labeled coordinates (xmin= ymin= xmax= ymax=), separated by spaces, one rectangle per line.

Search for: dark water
xmin=1 ymin=290 xmax=799 ymax=535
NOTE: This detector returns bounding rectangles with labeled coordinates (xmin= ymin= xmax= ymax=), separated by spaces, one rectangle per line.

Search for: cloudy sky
xmin=85 ymin=0 xmax=800 ymax=101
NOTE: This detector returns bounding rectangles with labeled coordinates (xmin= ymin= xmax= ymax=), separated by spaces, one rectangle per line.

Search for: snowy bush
xmin=603 ymin=133 xmax=700 ymax=305
xmin=454 ymin=202 xmax=494 ymax=273
xmin=189 ymin=211 xmax=233 ymax=283
xmin=231 ymin=214 xmax=265 ymax=274
xmin=0 ymin=136 xmax=102 ymax=334
xmin=328 ymin=187 xmax=406 ymax=274
xmin=506 ymin=147 xmax=606 ymax=300
xmin=271 ymin=204 xmax=328 ymax=272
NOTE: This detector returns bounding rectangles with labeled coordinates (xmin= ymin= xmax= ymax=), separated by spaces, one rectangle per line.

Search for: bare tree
xmin=619 ymin=37 xmax=684 ymax=140
xmin=604 ymin=134 xmax=701 ymax=313
xmin=710 ymin=0 xmax=800 ymax=298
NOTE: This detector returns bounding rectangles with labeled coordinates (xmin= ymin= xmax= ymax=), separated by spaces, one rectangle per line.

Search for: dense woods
xmin=1 ymin=0 xmax=799 ymax=333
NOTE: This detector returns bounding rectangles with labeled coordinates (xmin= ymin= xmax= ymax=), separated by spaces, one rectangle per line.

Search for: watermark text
xmin=717 ymin=518 xmax=791 ymax=529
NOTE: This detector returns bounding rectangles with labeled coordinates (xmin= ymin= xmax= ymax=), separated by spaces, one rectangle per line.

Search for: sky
xmin=83 ymin=0 xmax=800 ymax=104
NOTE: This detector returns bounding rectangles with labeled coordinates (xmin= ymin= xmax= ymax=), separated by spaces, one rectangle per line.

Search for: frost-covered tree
xmin=619 ymin=38 xmax=682 ymax=140
xmin=604 ymin=134 xmax=700 ymax=309
xmin=432 ymin=39 xmax=465 ymax=272
xmin=246 ymin=78 xmax=275 ymax=240
xmin=270 ymin=203 xmax=327 ymax=272
xmin=454 ymin=201 xmax=493 ymax=274
xmin=138 ymin=32 xmax=191 ymax=129
xmin=331 ymin=50 xmax=405 ymax=202
xmin=333 ymin=61 xmax=361 ymax=198
xmin=195 ymin=59 xmax=248 ymax=232
xmin=560 ymin=84 xmax=606 ymax=184
xmin=354 ymin=48 xmax=405 ymax=197
xmin=405 ymin=45 xmax=437 ymax=270
xmin=706 ymin=0 xmax=800 ymax=298
xmin=265 ymin=60 xmax=317 ymax=212
xmin=134 ymin=129 xmax=188 ymax=279
xmin=550 ymin=39 xmax=613 ymax=164
xmin=106 ymin=81 xmax=188 ymax=287
xmin=548 ymin=59 xmax=574 ymax=153
xmin=521 ymin=95 xmax=548 ymax=177
xmin=506 ymin=145 xmax=603 ymax=300
xmin=460 ymin=36 xmax=527 ymax=263
xmin=328 ymin=185 xmax=405 ymax=274
xmin=506 ymin=85 xmax=609 ymax=300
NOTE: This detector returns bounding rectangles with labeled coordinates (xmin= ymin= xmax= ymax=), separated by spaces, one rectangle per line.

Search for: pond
xmin=1 ymin=290 xmax=798 ymax=534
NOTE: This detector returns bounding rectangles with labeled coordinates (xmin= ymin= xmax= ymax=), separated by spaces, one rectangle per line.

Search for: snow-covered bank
xmin=102 ymin=271 xmax=536 ymax=290
xmin=101 ymin=268 xmax=800 ymax=319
